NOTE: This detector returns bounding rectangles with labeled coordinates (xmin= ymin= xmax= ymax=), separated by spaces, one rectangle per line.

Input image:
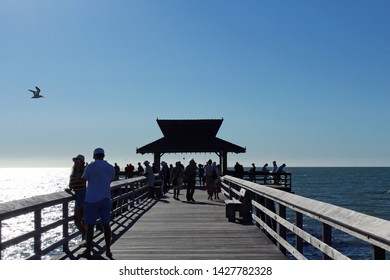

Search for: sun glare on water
xmin=0 ymin=167 xmax=75 ymax=259
xmin=0 ymin=167 xmax=70 ymax=203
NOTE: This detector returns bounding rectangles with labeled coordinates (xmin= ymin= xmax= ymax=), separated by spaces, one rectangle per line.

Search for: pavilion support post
xmin=153 ymin=153 xmax=161 ymax=171
xmin=221 ymin=151 xmax=227 ymax=175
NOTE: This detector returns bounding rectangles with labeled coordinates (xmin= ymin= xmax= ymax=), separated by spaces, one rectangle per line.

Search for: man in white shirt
xmin=80 ymin=148 xmax=115 ymax=259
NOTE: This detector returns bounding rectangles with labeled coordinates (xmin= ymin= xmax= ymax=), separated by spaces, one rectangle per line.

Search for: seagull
xmin=28 ymin=86 xmax=44 ymax=98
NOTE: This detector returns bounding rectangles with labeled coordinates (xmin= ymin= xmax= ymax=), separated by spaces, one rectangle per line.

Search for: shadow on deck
xmin=60 ymin=188 xmax=287 ymax=260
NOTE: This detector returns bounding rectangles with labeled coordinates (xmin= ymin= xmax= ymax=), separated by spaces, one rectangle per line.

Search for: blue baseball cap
xmin=93 ymin=148 xmax=105 ymax=155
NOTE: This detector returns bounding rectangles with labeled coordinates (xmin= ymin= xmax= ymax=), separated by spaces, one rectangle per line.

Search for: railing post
xmin=265 ymin=198 xmax=276 ymax=231
xmin=128 ymin=184 xmax=133 ymax=208
xmin=120 ymin=185 xmax=127 ymax=213
xmin=322 ymin=223 xmax=332 ymax=260
xmin=287 ymin=173 xmax=291 ymax=190
xmin=277 ymin=203 xmax=287 ymax=255
xmin=372 ymin=245 xmax=385 ymax=260
xmin=134 ymin=182 xmax=139 ymax=205
xmin=295 ymin=212 xmax=303 ymax=254
xmin=135 ymin=183 xmax=139 ymax=205
xmin=252 ymin=194 xmax=259 ymax=228
xmin=62 ymin=201 xmax=69 ymax=254
xmin=34 ymin=209 xmax=42 ymax=260
xmin=241 ymin=189 xmax=253 ymax=223
xmin=256 ymin=194 xmax=266 ymax=231
xmin=0 ymin=219 xmax=2 ymax=260
xmin=228 ymin=181 xmax=233 ymax=199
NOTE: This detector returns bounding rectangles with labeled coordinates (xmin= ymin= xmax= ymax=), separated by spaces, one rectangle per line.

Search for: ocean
xmin=0 ymin=167 xmax=389 ymax=260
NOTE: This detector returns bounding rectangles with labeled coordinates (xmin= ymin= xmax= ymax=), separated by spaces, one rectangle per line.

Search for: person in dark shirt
xmin=184 ymin=159 xmax=197 ymax=202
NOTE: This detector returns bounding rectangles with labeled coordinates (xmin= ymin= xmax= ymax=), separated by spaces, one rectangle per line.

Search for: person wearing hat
xmin=67 ymin=154 xmax=87 ymax=240
xmin=143 ymin=160 xmax=156 ymax=198
xmin=80 ymin=148 xmax=115 ymax=259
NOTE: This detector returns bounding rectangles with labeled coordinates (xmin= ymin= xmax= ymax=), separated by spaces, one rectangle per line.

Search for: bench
xmin=225 ymin=188 xmax=246 ymax=222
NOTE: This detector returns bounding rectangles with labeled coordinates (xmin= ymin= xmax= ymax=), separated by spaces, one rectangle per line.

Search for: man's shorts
xmin=84 ymin=198 xmax=111 ymax=225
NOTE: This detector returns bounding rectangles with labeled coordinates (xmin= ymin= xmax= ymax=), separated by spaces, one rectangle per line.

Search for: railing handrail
xmin=0 ymin=176 xmax=148 ymax=260
xmin=221 ymin=175 xmax=390 ymax=260
xmin=225 ymin=170 xmax=292 ymax=191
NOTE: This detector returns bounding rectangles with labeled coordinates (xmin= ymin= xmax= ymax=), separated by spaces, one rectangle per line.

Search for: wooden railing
xmin=0 ymin=176 xmax=149 ymax=260
xmin=220 ymin=175 xmax=390 ymax=260
xmin=225 ymin=170 xmax=292 ymax=192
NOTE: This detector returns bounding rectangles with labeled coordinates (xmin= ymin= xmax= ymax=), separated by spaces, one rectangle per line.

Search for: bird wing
xmin=35 ymin=86 xmax=41 ymax=94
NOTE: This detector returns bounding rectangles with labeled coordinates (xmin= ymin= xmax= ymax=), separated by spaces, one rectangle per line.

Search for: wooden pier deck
xmin=64 ymin=188 xmax=287 ymax=260
xmin=3 ymin=175 xmax=390 ymax=260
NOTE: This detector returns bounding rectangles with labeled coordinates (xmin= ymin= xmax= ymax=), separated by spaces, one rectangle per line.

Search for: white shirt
xmin=82 ymin=160 xmax=115 ymax=203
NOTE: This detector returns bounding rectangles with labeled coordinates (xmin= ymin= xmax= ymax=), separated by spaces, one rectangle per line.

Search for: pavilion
xmin=136 ymin=118 xmax=246 ymax=174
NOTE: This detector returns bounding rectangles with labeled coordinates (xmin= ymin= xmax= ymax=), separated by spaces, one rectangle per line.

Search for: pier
xmin=1 ymin=174 xmax=389 ymax=260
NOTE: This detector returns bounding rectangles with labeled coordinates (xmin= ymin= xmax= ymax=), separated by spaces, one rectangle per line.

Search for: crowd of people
xmin=65 ymin=151 xmax=286 ymax=260
xmin=104 ymin=159 xmax=224 ymax=201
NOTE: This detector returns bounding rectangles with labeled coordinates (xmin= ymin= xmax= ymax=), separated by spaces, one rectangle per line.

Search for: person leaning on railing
xmin=275 ymin=163 xmax=286 ymax=185
xmin=67 ymin=154 xmax=87 ymax=240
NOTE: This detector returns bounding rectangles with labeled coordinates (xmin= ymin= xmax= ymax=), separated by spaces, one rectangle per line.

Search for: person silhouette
xmin=80 ymin=148 xmax=115 ymax=260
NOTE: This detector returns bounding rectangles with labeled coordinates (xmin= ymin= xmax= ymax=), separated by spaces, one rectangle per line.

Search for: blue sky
xmin=1 ymin=0 xmax=389 ymax=168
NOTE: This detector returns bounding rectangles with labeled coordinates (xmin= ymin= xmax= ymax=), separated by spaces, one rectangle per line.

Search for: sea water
xmin=290 ymin=167 xmax=390 ymax=220
xmin=0 ymin=167 xmax=389 ymax=260
xmin=0 ymin=168 xmax=69 ymax=203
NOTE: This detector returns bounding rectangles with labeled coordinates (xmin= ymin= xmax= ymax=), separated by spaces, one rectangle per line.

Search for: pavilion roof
xmin=136 ymin=119 xmax=246 ymax=154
